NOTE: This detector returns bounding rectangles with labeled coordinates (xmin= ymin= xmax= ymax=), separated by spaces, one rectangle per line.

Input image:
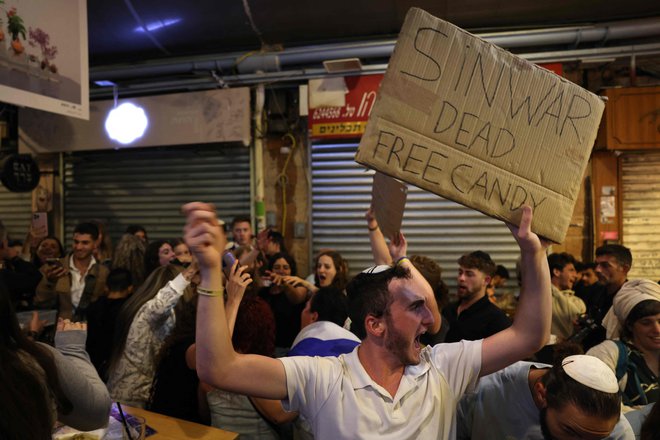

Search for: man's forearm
xmin=514 ymin=248 xmax=551 ymax=348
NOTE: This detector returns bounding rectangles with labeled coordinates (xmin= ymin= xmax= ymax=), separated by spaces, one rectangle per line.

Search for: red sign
xmin=309 ymin=74 xmax=383 ymax=139
xmin=538 ymin=62 xmax=563 ymax=77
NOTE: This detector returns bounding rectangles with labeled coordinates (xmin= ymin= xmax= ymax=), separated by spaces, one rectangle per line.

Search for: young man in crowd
xmin=34 ymin=222 xmax=109 ymax=321
xmin=580 ymin=244 xmax=632 ymax=349
xmin=547 ymin=252 xmax=586 ymax=341
xmin=574 ymin=261 xmax=600 ymax=299
xmin=228 ymin=215 xmax=253 ymax=249
xmin=184 ymin=203 xmax=551 ymax=439
xmin=443 ymin=251 xmax=512 ymax=342
xmin=457 ymin=354 xmax=634 ymax=439
xmin=289 ymin=286 xmax=361 ymax=357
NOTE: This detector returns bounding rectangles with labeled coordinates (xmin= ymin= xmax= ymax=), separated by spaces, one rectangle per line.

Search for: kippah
xmin=361 ymin=264 xmax=392 ymax=274
xmin=561 ymin=355 xmax=619 ymax=394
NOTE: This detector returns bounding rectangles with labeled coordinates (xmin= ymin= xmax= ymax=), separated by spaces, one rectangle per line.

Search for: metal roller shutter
xmin=311 ymin=141 xmax=519 ymax=294
xmin=622 ymin=152 xmax=660 ymax=281
xmin=63 ymin=144 xmax=251 ymax=245
xmin=0 ymin=187 xmax=32 ymax=241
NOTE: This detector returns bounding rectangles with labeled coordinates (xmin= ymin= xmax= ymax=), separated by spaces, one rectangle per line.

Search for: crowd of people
xmin=0 ymin=202 xmax=657 ymax=439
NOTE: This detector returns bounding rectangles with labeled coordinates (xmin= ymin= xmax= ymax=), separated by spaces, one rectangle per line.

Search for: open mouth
xmin=414 ymin=332 xmax=425 ymax=349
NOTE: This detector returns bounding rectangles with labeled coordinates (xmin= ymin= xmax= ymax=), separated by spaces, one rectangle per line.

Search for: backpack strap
xmin=614 ymin=340 xmax=628 ymax=381
xmin=614 ymin=340 xmax=648 ymax=406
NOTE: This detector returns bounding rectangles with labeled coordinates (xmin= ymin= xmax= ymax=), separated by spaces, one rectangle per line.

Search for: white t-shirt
xmin=279 ymin=339 xmax=482 ymax=440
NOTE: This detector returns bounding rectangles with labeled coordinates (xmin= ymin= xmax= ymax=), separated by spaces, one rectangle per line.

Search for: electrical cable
xmin=276 ymin=133 xmax=297 ymax=235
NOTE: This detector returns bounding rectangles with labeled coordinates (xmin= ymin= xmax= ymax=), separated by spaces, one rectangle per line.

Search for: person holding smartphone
xmin=34 ymin=222 xmax=109 ymax=321
xmin=0 ymin=219 xmax=43 ymax=310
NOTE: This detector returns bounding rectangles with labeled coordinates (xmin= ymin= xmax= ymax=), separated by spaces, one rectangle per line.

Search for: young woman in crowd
xmin=112 ymin=233 xmax=147 ymax=289
xmin=144 ymin=239 xmax=176 ymax=278
xmin=148 ymin=292 xmax=201 ymax=423
xmin=0 ymin=281 xmax=111 ymax=438
xmin=106 ymin=262 xmax=197 ymax=407
xmin=90 ymin=219 xmax=113 ymax=266
xmin=206 ymin=294 xmax=297 ymax=438
xmin=23 ymin=235 xmax=64 ymax=267
xmin=282 ymin=250 xmax=349 ymax=296
xmin=171 ymin=238 xmax=192 ymax=266
xmin=258 ymin=252 xmax=307 ymax=356
xmin=151 ymin=261 xmax=253 ymax=424
xmin=587 ymin=280 xmax=660 ymax=407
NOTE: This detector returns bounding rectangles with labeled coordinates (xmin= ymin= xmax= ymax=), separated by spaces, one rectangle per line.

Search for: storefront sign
xmin=1 ymin=154 xmax=40 ymax=192
xmin=309 ymin=74 xmax=383 ymax=139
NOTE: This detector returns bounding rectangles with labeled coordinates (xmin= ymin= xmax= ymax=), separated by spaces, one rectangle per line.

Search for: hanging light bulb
xmin=104 ymin=85 xmax=149 ymax=145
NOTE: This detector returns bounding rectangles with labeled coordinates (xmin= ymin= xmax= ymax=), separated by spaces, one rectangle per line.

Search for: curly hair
xmin=232 ymin=296 xmax=276 ymax=357
xmin=112 ymin=234 xmax=147 ymax=288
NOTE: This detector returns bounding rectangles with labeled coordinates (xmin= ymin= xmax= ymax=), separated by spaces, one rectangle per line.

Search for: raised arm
xmin=480 ymin=205 xmax=551 ymax=376
xmin=225 ymin=260 xmax=252 ymax=336
xmin=366 ymin=206 xmax=392 ymax=265
xmin=183 ymin=202 xmax=287 ymax=399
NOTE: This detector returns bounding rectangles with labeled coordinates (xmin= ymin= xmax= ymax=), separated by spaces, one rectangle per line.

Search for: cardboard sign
xmin=372 ymin=172 xmax=408 ymax=239
xmin=355 ymin=8 xmax=605 ymax=243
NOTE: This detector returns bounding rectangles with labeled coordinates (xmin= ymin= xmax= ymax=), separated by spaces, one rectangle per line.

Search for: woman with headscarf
xmin=587 ymin=279 xmax=660 ymax=407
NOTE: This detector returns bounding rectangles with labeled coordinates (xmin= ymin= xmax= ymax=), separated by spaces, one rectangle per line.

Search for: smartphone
xmin=222 ymin=252 xmax=237 ymax=276
xmin=31 ymin=212 xmax=48 ymax=236
xmin=45 ymin=258 xmax=62 ymax=267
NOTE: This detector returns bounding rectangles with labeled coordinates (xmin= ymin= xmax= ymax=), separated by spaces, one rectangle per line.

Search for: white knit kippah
xmin=561 ymin=355 xmax=619 ymax=394
xmin=361 ymin=264 xmax=392 ymax=274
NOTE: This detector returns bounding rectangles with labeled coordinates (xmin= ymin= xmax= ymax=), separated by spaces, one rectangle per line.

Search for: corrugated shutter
xmin=622 ymin=152 xmax=660 ymax=281
xmin=63 ymin=144 xmax=251 ymax=245
xmin=0 ymin=186 xmax=32 ymax=241
xmin=311 ymin=141 xmax=519 ymax=294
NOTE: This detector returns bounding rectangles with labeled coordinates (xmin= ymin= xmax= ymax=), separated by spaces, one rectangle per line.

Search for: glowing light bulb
xmin=104 ymin=103 xmax=149 ymax=144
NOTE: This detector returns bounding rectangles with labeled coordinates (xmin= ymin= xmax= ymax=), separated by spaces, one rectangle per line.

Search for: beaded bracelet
xmin=197 ymin=286 xmax=224 ymax=297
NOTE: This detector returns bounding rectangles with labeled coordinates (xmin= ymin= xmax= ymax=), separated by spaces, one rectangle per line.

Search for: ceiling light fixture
xmin=104 ymin=86 xmax=148 ymax=145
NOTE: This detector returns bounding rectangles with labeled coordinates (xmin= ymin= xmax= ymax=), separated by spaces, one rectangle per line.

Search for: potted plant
xmin=6 ymin=6 xmax=26 ymax=57
xmin=28 ymin=27 xmax=57 ymax=78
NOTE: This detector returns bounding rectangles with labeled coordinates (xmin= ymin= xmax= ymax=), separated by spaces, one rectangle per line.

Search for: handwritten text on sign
xmin=356 ymin=9 xmax=604 ymax=242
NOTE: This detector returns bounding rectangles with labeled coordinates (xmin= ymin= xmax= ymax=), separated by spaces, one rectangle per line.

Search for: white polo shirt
xmin=279 ymin=339 xmax=482 ymax=440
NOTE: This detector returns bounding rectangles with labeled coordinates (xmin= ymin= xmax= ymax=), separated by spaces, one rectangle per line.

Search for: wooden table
xmin=122 ymin=406 xmax=238 ymax=440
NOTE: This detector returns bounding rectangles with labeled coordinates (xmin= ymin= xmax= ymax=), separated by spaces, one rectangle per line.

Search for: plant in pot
xmin=6 ymin=6 xmax=26 ymax=57
xmin=28 ymin=27 xmax=57 ymax=78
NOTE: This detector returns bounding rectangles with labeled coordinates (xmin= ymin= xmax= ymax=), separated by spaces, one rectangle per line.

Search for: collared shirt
xmin=443 ymin=295 xmax=511 ymax=343
xmin=68 ymin=255 xmax=97 ymax=308
xmin=280 ymin=339 xmax=482 ymax=440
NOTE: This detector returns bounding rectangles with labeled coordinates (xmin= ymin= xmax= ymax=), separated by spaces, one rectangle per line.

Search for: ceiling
xmin=88 ymin=0 xmax=660 ymax=96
